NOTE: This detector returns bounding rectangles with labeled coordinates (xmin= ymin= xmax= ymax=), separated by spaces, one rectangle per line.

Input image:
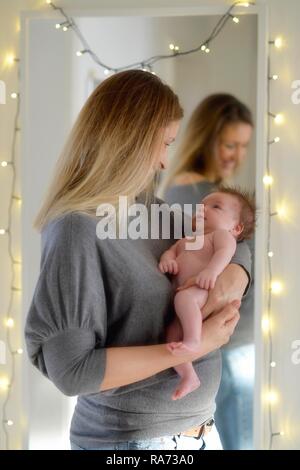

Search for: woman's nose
xmin=236 ymin=146 xmax=245 ymax=161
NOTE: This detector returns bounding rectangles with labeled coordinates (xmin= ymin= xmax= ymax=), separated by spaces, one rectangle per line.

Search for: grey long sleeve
xmin=24 ymin=213 xmax=107 ymax=396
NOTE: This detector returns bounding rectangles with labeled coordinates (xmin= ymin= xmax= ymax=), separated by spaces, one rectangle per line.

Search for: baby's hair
xmin=213 ymin=185 xmax=257 ymax=241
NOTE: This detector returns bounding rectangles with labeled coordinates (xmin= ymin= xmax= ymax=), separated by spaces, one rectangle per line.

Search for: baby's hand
xmin=159 ymin=259 xmax=179 ymax=275
xmin=195 ymin=268 xmax=218 ymax=290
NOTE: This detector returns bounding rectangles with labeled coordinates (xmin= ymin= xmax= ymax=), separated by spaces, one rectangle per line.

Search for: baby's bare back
xmin=174 ymin=232 xmax=215 ymax=288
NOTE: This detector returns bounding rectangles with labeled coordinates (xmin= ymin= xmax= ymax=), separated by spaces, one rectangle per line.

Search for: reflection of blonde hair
xmin=34 ymin=70 xmax=183 ymax=231
xmin=161 ymin=93 xmax=253 ymax=195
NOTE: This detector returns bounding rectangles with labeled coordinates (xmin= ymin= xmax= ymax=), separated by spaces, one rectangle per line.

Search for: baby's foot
xmin=167 ymin=340 xmax=200 ymax=355
xmin=172 ymin=375 xmax=201 ymax=401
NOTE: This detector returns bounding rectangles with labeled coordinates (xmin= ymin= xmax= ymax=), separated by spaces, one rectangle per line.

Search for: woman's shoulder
xmin=41 ymin=211 xmax=98 ymax=249
xmin=172 ymin=172 xmax=206 ymax=186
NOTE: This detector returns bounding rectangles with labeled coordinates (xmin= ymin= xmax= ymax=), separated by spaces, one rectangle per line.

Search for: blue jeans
xmin=215 ymin=345 xmax=254 ymax=450
xmin=70 ymin=433 xmax=207 ymax=450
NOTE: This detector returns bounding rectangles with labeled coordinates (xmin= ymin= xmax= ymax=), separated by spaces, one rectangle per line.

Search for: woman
xmin=161 ymin=93 xmax=255 ymax=450
xmin=24 ymin=72 xmax=251 ymax=451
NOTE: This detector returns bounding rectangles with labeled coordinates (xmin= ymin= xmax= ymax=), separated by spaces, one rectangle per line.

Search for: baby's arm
xmin=196 ymin=230 xmax=237 ymax=290
xmin=158 ymin=239 xmax=181 ymax=275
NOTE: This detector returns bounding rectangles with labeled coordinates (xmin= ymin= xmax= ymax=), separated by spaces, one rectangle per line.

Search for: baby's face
xmin=200 ymin=192 xmax=241 ymax=234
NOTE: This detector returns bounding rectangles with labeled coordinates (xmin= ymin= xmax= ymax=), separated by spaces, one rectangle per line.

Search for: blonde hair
xmin=34 ymin=70 xmax=183 ymax=231
xmin=160 ymin=93 xmax=253 ymax=195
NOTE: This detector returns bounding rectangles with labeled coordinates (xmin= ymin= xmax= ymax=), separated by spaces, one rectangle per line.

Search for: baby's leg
xmin=168 ymin=286 xmax=208 ymax=355
xmin=171 ymin=362 xmax=200 ymax=401
xmin=165 ymin=312 xmax=200 ymax=399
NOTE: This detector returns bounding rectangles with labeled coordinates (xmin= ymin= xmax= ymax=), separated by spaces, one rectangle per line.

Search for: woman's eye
xmin=213 ymin=205 xmax=220 ymax=209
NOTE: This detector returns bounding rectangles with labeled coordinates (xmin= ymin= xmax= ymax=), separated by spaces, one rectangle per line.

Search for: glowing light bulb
xmin=266 ymin=390 xmax=278 ymax=404
xmin=262 ymin=317 xmax=271 ymax=334
xmin=11 ymin=92 xmax=18 ymax=99
xmin=6 ymin=318 xmax=15 ymax=328
xmin=174 ymin=46 xmax=179 ymax=51
xmin=104 ymin=69 xmax=110 ymax=76
xmin=268 ymin=251 xmax=274 ymax=258
xmin=0 ymin=377 xmax=9 ymax=391
xmin=63 ymin=26 xmax=69 ymax=32
xmin=6 ymin=420 xmax=14 ymax=426
xmin=274 ymin=136 xmax=280 ymax=143
xmin=55 ymin=23 xmax=61 ymax=29
xmin=1 ymin=161 xmax=8 ymax=167
xmin=277 ymin=205 xmax=288 ymax=219
xmin=205 ymin=48 xmax=210 ymax=53
xmin=46 ymin=0 xmax=52 ymax=4
xmin=280 ymin=431 xmax=285 ymax=436
xmin=5 ymin=55 xmax=16 ymax=66
xmin=263 ymin=175 xmax=273 ymax=186
xmin=13 ymin=196 xmax=22 ymax=205
xmin=274 ymin=37 xmax=283 ymax=48
xmin=201 ymin=45 xmax=206 ymax=51
xmin=270 ymin=361 xmax=276 ymax=368
xmin=16 ymin=348 xmax=23 ymax=355
xmin=274 ymin=113 xmax=284 ymax=124
xmin=0 ymin=228 xmax=7 ymax=235
xmin=169 ymin=44 xmax=175 ymax=50
xmin=76 ymin=50 xmax=83 ymax=56
xmin=271 ymin=280 xmax=283 ymax=295
xmin=232 ymin=16 xmax=240 ymax=23
xmin=272 ymin=74 xmax=279 ymax=80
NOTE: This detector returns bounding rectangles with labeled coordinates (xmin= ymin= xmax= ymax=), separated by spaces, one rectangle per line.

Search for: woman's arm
xmin=202 ymin=263 xmax=249 ymax=318
xmin=100 ymin=299 xmax=240 ymax=391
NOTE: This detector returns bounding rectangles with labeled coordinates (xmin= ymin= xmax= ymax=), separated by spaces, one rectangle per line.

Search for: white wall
xmin=259 ymin=0 xmax=300 ymax=450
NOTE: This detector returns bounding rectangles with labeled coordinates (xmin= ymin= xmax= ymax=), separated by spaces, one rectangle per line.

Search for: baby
xmin=159 ymin=187 xmax=256 ymax=401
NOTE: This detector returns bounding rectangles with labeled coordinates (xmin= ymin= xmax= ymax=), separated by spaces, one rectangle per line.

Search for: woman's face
xmin=214 ymin=122 xmax=253 ymax=179
xmin=156 ymin=120 xmax=180 ymax=171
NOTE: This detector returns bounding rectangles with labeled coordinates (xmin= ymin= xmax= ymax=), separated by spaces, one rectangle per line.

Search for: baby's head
xmin=200 ymin=186 xmax=256 ymax=241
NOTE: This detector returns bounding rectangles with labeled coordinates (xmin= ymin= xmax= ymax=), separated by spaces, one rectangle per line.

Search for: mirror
xmin=21 ymin=8 xmax=257 ymax=450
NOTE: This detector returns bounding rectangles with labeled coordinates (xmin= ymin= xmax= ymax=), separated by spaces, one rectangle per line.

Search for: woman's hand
xmin=202 ymin=264 xmax=249 ymax=319
xmin=192 ymin=299 xmax=241 ymax=360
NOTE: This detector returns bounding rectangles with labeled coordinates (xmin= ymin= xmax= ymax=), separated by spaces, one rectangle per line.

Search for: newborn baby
xmin=159 ymin=187 xmax=255 ymax=401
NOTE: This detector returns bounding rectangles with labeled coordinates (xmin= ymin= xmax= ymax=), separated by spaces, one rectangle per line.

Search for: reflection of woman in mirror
xmin=25 ymin=74 xmax=251 ymax=451
xmin=161 ymin=93 xmax=254 ymax=450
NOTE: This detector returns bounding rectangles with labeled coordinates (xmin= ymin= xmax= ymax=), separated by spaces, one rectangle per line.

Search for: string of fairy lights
xmin=0 ymin=0 xmax=287 ymax=451
xmin=263 ymin=35 xmax=286 ymax=450
xmin=0 ymin=52 xmax=22 ymax=451
xmin=45 ymin=0 xmax=254 ymax=74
